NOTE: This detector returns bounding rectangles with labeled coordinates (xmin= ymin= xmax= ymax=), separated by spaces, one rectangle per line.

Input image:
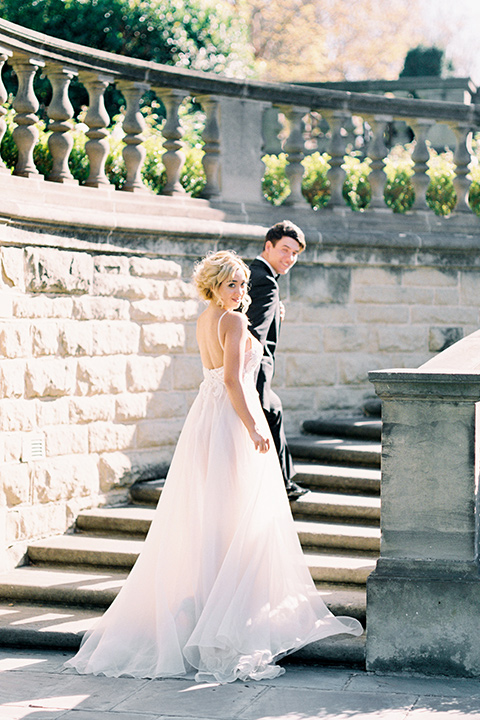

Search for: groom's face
xmin=263 ymin=236 xmax=301 ymax=275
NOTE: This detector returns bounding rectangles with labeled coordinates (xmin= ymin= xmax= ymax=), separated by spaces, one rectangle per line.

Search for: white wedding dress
xmin=65 ymin=324 xmax=362 ymax=683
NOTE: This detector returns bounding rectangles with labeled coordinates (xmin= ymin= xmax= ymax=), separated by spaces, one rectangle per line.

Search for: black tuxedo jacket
xmin=246 ymin=258 xmax=281 ymax=411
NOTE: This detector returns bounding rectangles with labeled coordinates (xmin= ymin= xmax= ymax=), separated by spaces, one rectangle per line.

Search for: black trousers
xmin=262 ymin=388 xmax=295 ymax=487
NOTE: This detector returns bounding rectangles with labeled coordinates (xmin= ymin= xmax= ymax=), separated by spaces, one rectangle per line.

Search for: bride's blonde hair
xmin=193 ymin=250 xmax=251 ymax=313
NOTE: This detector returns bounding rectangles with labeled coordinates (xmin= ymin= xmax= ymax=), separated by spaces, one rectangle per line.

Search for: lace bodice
xmin=200 ymin=334 xmax=263 ymax=398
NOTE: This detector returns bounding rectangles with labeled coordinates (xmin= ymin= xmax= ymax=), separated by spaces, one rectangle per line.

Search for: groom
xmin=247 ymin=220 xmax=307 ymax=501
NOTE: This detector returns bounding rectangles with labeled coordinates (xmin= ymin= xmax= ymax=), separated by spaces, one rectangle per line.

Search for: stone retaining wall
xmin=1 ymin=217 xmax=480 ymax=571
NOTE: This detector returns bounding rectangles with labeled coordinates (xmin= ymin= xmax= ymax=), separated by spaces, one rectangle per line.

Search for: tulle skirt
xmin=65 ymin=371 xmax=362 ymax=682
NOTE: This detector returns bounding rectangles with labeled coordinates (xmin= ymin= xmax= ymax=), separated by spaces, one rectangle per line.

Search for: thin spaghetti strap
xmin=217 ymin=310 xmax=229 ymax=349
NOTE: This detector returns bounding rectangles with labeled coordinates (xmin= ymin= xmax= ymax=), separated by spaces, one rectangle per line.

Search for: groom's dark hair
xmin=264 ymin=220 xmax=306 ymax=251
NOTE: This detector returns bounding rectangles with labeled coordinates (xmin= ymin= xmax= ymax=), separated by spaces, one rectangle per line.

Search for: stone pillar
xmin=280 ymin=105 xmax=308 ymax=206
xmin=11 ymin=52 xmax=44 ymax=178
xmin=449 ymin=121 xmax=472 ymax=213
xmin=324 ymin=111 xmax=349 ymax=209
xmin=364 ymin=114 xmax=390 ymax=210
xmin=197 ymin=94 xmax=221 ymax=199
xmin=78 ymin=71 xmax=113 ymax=187
xmin=217 ymin=96 xmax=268 ymax=205
xmin=154 ymin=88 xmax=187 ymax=196
xmin=45 ymin=63 xmax=77 ymax=184
xmin=367 ymin=347 xmax=480 ymax=677
xmin=116 ymin=80 xmax=150 ymax=193
xmin=409 ymin=118 xmax=432 ymax=211
xmin=0 ymin=48 xmax=11 ymax=174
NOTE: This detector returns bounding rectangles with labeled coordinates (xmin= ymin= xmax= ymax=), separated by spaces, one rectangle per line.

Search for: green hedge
xmin=2 ymin=104 xmax=479 ymax=215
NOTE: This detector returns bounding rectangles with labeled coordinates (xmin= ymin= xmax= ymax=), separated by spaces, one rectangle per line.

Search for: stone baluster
xmin=365 ymin=115 xmax=390 ymax=210
xmin=448 ymin=121 xmax=472 ymax=213
xmin=196 ymin=94 xmax=220 ymax=199
xmin=408 ymin=119 xmax=432 ymax=211
xmin=116 ymin=80 xmax=150 ymax=193
xmin=323 ymin=111 xmax=349 ymax=208
xmin=154 ymin=88 xmax=187 ymax=195
xmin=45 ymin=63 xmax=77 ymax=183
xmin=78 ymin=71 xmax=113 ymax=187
xmin=11 ymin=53 xmax=44 ymax=177
xmin=280 ymin=105 xmax=308 ymax=206
xmin=0 ymin=49 xmax=12 ymax=173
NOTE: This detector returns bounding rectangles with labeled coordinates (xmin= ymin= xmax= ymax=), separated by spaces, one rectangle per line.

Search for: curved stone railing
xmin=0 ymin=18 xmax=480 ymax=217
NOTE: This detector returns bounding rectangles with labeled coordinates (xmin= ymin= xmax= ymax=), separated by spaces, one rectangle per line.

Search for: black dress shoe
xmin=286 ymin=482 xmax=308 ymax=501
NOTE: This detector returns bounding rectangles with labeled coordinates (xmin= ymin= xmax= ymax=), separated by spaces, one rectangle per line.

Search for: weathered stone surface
xmin=145 ymin=391 xmax=186 ymax=419
xmin=126 ymin=356 xmax=171 ymax=393
xmin=0 ymin=462 xmax=30 ymax=507
xmin=353 ymin=267 xmax=401 ymax=286
xmin=88 ymin=422 xmax=136 ymax=453
xmin=32 ymin=321 xmax=60 ymax=356
xmin=0 ymin=292 xmax=13 ymax=318
xmin=129 ymin=256 xmax=181 ymax=279
xmin=140 ymin=323 xmax=185 ymax=353
xmin=59 ymin=322 xmax=93 ymax=356
xmin=44 ymin=425 xmax=89 ymax=456
xmin=98 ymin=449 xmax=170 ymax=491
xmin=6 ymin=502 xmax=68 ymax=544
xmin=77 ymin=357 xmax=127 ymax=395
xmin=0 ymin=359 xmax=25 ymax=398
xmin=94 ymin=255 xmax=130 ymax=275
xmin=31 ymin=454 xmax=99 ymax=504
xmin=69 ymin=396 xmax=115 ymax=424
xmin=92 ymin=274 xmax=159 ymax=300
xmin=91 ymin=321 xmax=140 ymax=356
xmin=0 ymin=399 xmax=35 ymax=432
xmin=403 ymin=267 xmax=458 ymax=286
xmin=338 ymin=354 xmax=386 ymax=385
xmin=1 ymin=246 xmax=25 ymax=289
xmin=354 ymin=285 xmax=434 ymax=305
xmin=13 ymin=295 xmax=74 ymax=318
xmin=324 ymin=326 xmax=376 ymax=353
xmin=356 ymin=305 xmax=409 ymax=323
xmin=0 ymin=322 xmax=31 ymax=358
xmin=130 ymin=298 xmax=199 ymax=322
xmin=286 ymin=355 xmax=336 ymax=387
xmin=433 ymin=287 xmax=459 ymax=306
xmin=172 ymin=356 xmax=203 ymax=390
xmin=411 ymin=306 xmax=478 ymax=324
xmin=3 ymin=433 xmax=22 ymax=463
xmin=36 ymin=397 xmax=70 ymax=427
xmin=163 ymin=278 xmax=197 ymax=299
xmin=26 ymin=248 xmax=93 ymax=294
xmin=115 ymin=394 xmax=148 ymax=422
xmin=25 ymin=359 xmax=76 ymax=398
xmin=281 ymin=325 xmax=322 ymax=354
xmin=72 ymin=296 xmax=129 ymax=321
xmin=136 ymin=418 xmax=183 ymax=448
xmin=290 ymin=266 xmax=351 ymax=305
xmin=377 ymin=326 xmax=426 ymax=353
xmin=428 ymin=326 xmax=464 ymax=352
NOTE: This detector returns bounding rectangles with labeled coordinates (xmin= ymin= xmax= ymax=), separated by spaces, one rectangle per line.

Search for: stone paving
xmin=1 ymin=648 xmax=480 ymax=719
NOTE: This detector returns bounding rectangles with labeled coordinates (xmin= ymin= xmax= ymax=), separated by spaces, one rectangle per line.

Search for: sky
xmin=422 ymin=0 xmax=480 ymax=83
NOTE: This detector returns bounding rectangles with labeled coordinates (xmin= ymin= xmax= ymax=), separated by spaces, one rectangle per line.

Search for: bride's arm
xmin=222 ymin=313 xmax=270 ymax=454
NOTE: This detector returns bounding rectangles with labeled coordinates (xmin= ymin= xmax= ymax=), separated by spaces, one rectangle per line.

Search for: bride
xmin=65 ymin=250 xmax=362 ymax=683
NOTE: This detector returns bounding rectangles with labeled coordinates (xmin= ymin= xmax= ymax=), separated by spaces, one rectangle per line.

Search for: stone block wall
xmin=0 ymin=241 xmax=201 ymax=571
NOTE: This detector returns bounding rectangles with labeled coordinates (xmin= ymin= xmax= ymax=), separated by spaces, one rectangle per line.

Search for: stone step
xmin=305 ymin=552 xmax=376 ymax=585
xmin=303 ymin=415 xmax=382 ymax=441
xmin=26 ymin=530 xmax=377 ymax=577
xmin=0 ymin=566 xmax=367 ymax=622
xmin=288 ymin=434 xmax=381 ymax=467
xmin=0 ymin=602 xmax=366 ymax=667
xmin=78 ymin=492 xmax=380 ymax=536
xmin=294 ymin=462 xmax=381 ymax=495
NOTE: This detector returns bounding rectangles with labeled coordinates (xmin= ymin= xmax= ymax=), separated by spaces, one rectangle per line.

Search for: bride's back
xmin=196 ymin=308 xmax=225 ymax=370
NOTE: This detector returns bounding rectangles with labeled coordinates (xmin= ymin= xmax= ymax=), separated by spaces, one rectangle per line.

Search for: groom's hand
xmin=279 ymin=301 xmax=285 ymax=322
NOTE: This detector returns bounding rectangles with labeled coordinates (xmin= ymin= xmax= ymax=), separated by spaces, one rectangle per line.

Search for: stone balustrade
xmin=0 ymin=18 xmax=479 ymax=217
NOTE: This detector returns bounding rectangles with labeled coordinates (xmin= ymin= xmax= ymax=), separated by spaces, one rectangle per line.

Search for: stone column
xmin=280 ymin=105 xmax=308 ymax=206
xmin=0 ymin=48 xmax=12 ymax=174
xmin=154 ymin=88 xmax=187 ymax=196
xmin=45 ymin=63 xmax=77 ymax=183
xmin=364 ymin=114 xmax=391 ymax=210
xmin=197 ymin=94 xmax=220 ymax=199
xmin=449 ymin=121 xmax=472 ymax=213
xmin=78 ymin=71 xmax=113 ymax=187
xmin=409 ymin=118 xmax=432 ymax=211
xmin=367 ymin=355 xmax=480 ymax=677
xmin=324 ymin=111 xmax=349 ymax=209
xmin=116 ymin=80 xmax=150 ymax=193
xmin=11 ymin=52 xmax=44 ymax=178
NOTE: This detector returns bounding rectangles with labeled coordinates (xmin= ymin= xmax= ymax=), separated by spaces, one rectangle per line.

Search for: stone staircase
xmin=0 ymin=412 xmax=381 ymax=667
